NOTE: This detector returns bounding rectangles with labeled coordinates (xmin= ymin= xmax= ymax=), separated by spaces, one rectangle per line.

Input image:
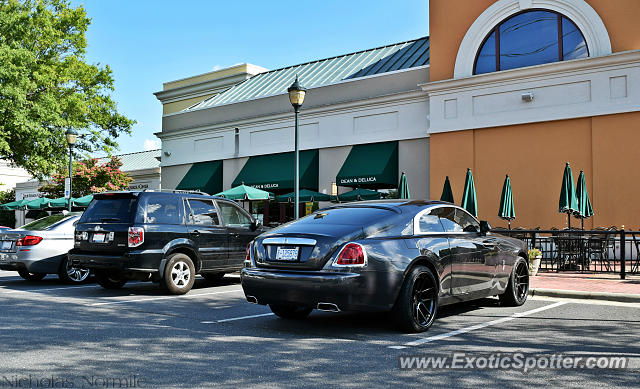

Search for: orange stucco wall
xmin=429 ymin=0 xmax=640 ymax=81
xmin=430 ymin=112 xmax=640 ymax=229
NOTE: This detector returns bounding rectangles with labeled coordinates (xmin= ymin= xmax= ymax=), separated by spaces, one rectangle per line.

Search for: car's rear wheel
xmin=499 ymin=257 xmax=529 ymax=306
xmin=392 ymin=265 xmax=439 ymax=333
xmin=202 ymin=272 xmax=225 ymax=282
xmin=163 ymin=253 xmax=195 ymax=295
xmin=269 ymin=304 xmax=313 ymax=320
xmin=17 ymin=269 xmax=46 ymax=281
xmin=58 ymin=257 xmax=90 ymax=284
xmin=95 ymin=270 xmax=127 ymax=289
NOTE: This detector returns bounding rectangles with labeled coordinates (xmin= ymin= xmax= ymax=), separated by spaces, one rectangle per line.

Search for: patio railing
xmin=491 ymin=228 xmax=640 ymax=279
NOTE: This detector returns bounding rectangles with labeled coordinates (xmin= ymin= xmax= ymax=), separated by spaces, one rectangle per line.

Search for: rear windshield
xmin=20 ymin=214 xmax=74 ymax=231
xmin=297 ymin=207 xmax=395 ymax=226
xmin=80 ymin=197 xmax=138 ymax=224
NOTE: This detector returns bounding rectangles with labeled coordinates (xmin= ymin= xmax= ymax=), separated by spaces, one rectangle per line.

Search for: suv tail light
xmin=335 ymin=243 xmax=366 ymax=267
xmin=244 ymin=241 xmax=254 ymax=268
xmin=128 ymin=227 xmax=144 ymax=247
xmin=16 ymin=235 xmax=43 ymax=246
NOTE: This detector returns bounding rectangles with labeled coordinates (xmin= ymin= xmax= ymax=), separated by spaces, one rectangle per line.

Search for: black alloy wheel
xmin=499 ymin=257 xmax=529 ymax=306
xmin=392 ymin=265 xmax=439 ymax=333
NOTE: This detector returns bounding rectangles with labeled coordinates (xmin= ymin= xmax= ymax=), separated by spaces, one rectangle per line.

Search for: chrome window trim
xmin=412 ymin=204 xmax=480 ymax=236
xmin=262 ymin=237 xmax=317 ymax=246
xmin=331 ymin=242 xmax=368 ymax=268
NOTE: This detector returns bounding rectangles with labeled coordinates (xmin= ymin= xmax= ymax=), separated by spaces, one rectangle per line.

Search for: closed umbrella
xmin=574 ymin=170 xmax=593 ymax=230
xmin=558 ymin=162 xmax=578 ymax=229
xmin=215 ymin=184 xmax=273 ymax=201
xmin=333 ymin=188 xmax=381 ymax=202
xmin=440 ymin=176 xmax=454 ymax=203
xmin=48 ymin=197 xmax=75 ymax=209
xmin=461 ymin=168 xmax=477 ymax=217
xmin=73 ymin=194 xmax=94 ymax=207
xmin=276 ymin=189 xmax=330 ymax=203
xmin=25 ymin=197 xmax=52 ymax=210
xmin=498 ymin=174 xmax=516 ymax=229
xmin=0 ymin=199 xmax=30 ymax=210
xmin=398 ymin=172 xmax=410 ymax=199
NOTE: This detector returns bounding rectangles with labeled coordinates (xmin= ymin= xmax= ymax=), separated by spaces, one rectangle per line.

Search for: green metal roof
xmin=176 ymin=160 xmax=223 ymax=195
xmin=337 ymin=141 xmax=398 ymax=189
xmin=232 ymin=150 xmax=319 ymax=191
xmin=98 ymin=149 xmax=161 ymax=172
xmin=187 ymin=37 xmax=429 ymax=111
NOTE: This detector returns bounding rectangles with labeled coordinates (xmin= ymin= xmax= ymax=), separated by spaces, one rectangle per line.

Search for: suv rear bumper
xmin=68 ymin=249 xmax=163 ymax=272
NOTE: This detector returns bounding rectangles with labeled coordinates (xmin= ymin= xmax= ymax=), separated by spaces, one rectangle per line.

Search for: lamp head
xmin=65 ymin=128 xmax=78 ymax=146
xmin=288 ymin=75 xmax=306 ymax=108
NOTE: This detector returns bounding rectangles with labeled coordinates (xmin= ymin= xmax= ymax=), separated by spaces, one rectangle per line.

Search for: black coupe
xmin=241 ymin=200 xmax=529 ymax=332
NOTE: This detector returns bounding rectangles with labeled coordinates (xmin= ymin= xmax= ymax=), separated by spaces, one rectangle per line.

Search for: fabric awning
xmin=336 ymin=141 xmax=398 ymax=189
xmin=232 ymin=150 xmax=318 ymax=191
xmin=176 ymin=160 xmax=223 ymax=195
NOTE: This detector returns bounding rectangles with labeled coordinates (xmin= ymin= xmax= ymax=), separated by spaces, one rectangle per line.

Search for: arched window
xmin=474 ymin=10 xmax=588 ymax=75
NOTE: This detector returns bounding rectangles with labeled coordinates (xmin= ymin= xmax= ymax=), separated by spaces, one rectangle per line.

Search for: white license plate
xmin=275 ymin=247 xmax=299 ymax=261
xmin=1 ymin=241 xmax=12 ymax=250
xmin=92 ymin=233 xmax=106 ymax=243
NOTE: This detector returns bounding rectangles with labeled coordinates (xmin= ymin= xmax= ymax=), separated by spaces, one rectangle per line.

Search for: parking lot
xmin=0 ymin=269 xmax=638 ymax=388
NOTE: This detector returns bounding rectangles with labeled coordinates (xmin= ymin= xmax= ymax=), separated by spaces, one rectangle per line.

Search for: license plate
xmin=92 ymin=233 xmax=106 ymax=243
xmin=1 ymin=241 xmax=11 ymax=250
xmin=275 ymin=247 xmax=299 ymax=261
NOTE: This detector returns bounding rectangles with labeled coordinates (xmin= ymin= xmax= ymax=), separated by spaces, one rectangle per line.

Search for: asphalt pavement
xmin=0 ymin=270 xmax=638 ymax=388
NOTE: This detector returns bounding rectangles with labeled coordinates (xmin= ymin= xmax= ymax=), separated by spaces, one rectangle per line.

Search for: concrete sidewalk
xmin=530 ymin=272 xmax=640 ymax=303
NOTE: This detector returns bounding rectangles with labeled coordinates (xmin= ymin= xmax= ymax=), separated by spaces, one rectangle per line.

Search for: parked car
xmin=68 ymin=190 xmax=264 ymax=294
xmin=0 ymin=213 xmax=90 ymax=283
xmin=241 ymin=200 xmax=529 ymax=333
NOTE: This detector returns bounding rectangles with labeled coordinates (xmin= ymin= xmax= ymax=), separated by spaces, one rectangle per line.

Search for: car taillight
xmin=128 ymin=227 xmax=144 ymax=247
xmin=335 ymin=243 xmax=366 ymax=266
xmin=245 ymin=242 xmax=252 ymax=261
xmin=16 ymin=235 xmax=43 ymax=246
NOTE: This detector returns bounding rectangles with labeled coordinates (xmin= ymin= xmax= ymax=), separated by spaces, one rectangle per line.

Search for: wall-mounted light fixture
xmin=521 ymin=92 xmax=534 ymax=102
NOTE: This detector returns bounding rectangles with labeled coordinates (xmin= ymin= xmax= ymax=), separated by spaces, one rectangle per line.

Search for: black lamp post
xmin=65 ymin=128 xmax=78 ymax=212
xmin=287 ymin=75 xmax=306 ymax=219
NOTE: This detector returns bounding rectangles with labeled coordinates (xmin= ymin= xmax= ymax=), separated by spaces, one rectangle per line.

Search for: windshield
xmin=20 ymin=214 xmax=76 ymax=231
xmin=80 ymin=197 xmax=138 ymax=223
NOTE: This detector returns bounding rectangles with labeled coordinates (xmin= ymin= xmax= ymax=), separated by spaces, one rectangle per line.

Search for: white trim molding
xmin=453 ymin=0 xmax=612 ymax=79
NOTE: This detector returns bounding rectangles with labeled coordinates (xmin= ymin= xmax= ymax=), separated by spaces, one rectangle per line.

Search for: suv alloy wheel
xmin=163 ymin=253 xmax=195 ymax=295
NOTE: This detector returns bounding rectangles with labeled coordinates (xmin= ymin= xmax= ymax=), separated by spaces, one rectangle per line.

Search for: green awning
xmin=232 ymin=150 xmax=318 ymax=191
xmin=0 ymin=199 xmax=30 ymax=210
xmin=48 ymin=197 xmax=75 ymax=208
xmin=176 ymin=160 xmax=223 ymax=195
xmin=25 ymin=197 xmax=52 ymax=210
xmin=336 ymin=141 xmax=398 ymax=189
xmin=73 ymin=194 xmax=94 ymax=207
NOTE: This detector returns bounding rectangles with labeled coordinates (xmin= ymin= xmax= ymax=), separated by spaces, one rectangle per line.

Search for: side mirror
xmin=480 ymin=220 xmax=491 ymax=235
xmin=250 ymin=219 xmax=262 ymax=232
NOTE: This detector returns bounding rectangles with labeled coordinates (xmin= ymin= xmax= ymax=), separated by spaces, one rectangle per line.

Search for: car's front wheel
xmin=58 ymin=257 xmax=90 ymax=284
xmin=95 ymin=270 xmax=127 ymax=289
xmin=392 ymin=265 xmax=439 ymax=333
xmin=499 ymin=257 xmax=529 ymax=306
xmin=163 ymin=253 xmax=195 ymax=295
xmin=17 ymin=269 xmax=46 ymax=281
xmin=269 ymin=304 xmax=313 ymax=320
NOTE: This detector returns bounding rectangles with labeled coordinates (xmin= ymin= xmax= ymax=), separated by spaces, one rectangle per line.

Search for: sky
xmin=73 ymin=0 xmax=429 ymax=156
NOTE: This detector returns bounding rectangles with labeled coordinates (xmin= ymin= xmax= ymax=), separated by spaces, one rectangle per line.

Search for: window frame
xmin=184 ymin=198 xmax=221 ymax=227
xmin=412 ymin=205 xmax=481 ymax=236
xmin=215 ymin=200 xmax=254 ymax=228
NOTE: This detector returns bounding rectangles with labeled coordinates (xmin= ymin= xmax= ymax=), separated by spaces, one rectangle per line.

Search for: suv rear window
xmin=80 ymin=197 xmax=138 ymax=223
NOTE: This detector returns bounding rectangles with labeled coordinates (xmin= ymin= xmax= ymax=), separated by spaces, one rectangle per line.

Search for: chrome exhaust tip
xmin=246 ymin=295 xmax=258 ymax=304
xmin=317 ymin=302 xmax=340 ymax=312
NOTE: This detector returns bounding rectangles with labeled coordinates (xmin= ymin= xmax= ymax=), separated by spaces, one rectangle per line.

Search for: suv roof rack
xmin=142 ymin=188 xmax=212 ymax=196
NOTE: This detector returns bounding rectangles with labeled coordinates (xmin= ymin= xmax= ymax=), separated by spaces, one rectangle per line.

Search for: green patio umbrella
xmin=558 ymin=162 xmax=578 ymax=229
xmin=276 ymin=189 xmax=330 ymax=203
xmin=398 ymin=172 xmax=410 ymax=199
xmin=73 ymin=194 xmax=94 ymax=207
xmin=461 ymin=168 xmax=477 ymax=217
xmin=0 ymin=199 xmax=30 ymax=210
xmin=498 ymin=174 xmax=516 ymax=229
xmin=25 ymin=197 xmax=52 ymax=210
xmin=440 ymin=176 xmax=454 ymax=203
xmin=333 ymin=188 xmax=381 ymax=202
xmin=215 ymin=184 xmax=273 ymax=201
xmin=48 ymin=197 xmax=75 ymax=209
xmin=574 ymin=170 xmax=593 ymax=230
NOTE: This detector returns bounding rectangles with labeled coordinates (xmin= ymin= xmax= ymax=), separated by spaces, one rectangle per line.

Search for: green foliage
xmin=528 ymin=248 xmax=542 ymax=261
xmin=0 ymin=188 xmax=16 ymax=227
xmin=0 ymin=0 xmax=135 ymax=178
xmin=38 ymin=156 xmax=132 ymax=197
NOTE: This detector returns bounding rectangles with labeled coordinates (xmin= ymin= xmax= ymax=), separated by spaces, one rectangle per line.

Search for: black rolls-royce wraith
xmin=241 ymin=200 xmax=529 ymax=332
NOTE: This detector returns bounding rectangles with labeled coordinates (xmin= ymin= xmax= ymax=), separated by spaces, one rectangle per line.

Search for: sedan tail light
xmin=244 ymin=241 xmax=254 ymax=268
xmin=16 ymin=235 xmax=43 ymax=246
xmin=128 ymin=227 xmax=144 ymax=247
xmin=335 ymin=243 xmax=366 ymax=267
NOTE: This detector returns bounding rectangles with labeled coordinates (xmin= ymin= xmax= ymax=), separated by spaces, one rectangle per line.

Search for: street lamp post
xmin=65 ymin=129 xmax=78 ymax=212
xmin=288 ymin=75 xmax=306 ymax=219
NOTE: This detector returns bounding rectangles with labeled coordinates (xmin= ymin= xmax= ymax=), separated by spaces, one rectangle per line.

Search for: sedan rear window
xmin=80 ymin=198 xmax=138 ymax=223
xmin=298 ymin=207 xmax=394 ymax=226
xmin=20 ymin=214 xmax=71 ymax=231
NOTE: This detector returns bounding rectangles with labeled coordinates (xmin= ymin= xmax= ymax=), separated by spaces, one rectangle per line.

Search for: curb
xmin=530 ymin=288 xmax=640 ymax=303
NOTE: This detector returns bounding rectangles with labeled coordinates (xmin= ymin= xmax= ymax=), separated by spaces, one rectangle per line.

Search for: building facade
xmin=157 ymin=0 xmax=639 ymax=229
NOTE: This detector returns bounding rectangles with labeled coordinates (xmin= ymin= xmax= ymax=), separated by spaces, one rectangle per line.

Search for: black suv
xmin=68 ymin=191 xmax=263 ymax=294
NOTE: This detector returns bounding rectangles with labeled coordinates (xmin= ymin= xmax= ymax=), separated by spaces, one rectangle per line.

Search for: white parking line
xmin=0 ymin=282 xmax=146 ymax=295
xmin=90 ymin=288 xmax=243 ymax=306
xmin=389 ymin=301 xmax=567 ymax=349
xmin=216 ymin=313 xmax=274 ymax=323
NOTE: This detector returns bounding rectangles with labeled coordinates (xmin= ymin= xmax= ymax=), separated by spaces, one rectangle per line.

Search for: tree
xmin=0 ymin=188 xmax=15 ymax=227
xmin=0 ymin=0 xmax=135 ymax=178
xmin=38 ymin=156 xmax=132 ymax=198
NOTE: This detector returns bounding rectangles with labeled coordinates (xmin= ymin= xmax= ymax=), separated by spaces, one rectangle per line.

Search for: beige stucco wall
xmin=161 ymin=163 xmax=192 ymax=190
xmin=399 ymin=138 xmax=429 ymax=200
xmin=319 ymin=146 xmax=352 ymax=196
xmin=222 ymin=157 xmax=249 ymax=190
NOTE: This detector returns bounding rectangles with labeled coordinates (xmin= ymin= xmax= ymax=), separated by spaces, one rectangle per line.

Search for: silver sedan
xmin=0 ymin=213 xmax=90 ymax=283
